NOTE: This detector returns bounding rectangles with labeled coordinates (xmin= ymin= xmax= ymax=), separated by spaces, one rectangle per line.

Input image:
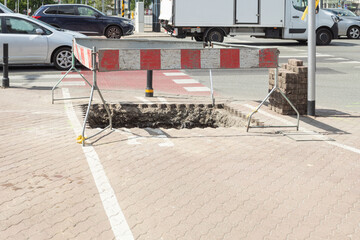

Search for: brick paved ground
xmin=1 ymin=85 xmax=359 ymax=240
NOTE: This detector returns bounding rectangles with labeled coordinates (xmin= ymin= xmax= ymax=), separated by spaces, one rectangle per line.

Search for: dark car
xmin=32 ymin=4 xmax=134 ymax=39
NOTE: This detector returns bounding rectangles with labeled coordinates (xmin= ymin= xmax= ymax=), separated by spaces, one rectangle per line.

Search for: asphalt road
xmin=2 ymin=35 xmax=360 ymax=113
xmin=184 ymin=35 xmax=360 ymax=113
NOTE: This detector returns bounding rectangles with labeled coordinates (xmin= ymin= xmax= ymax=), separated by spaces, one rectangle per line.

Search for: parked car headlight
xmin=331 ymin=15 xmax=340 ymax=23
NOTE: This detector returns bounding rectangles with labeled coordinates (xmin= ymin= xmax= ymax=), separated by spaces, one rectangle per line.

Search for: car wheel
xmin=347 ymin=26 xmax=360 ymax=39
xmin=105 ymin=26 xmax=122 ymax=39
xmin=316 ymin=28 xmax=332 ymax=45
xmin=207 ymin=29 xmax=224 ymax=43
xmin=53 ymin=47 xmax=72 ymax=71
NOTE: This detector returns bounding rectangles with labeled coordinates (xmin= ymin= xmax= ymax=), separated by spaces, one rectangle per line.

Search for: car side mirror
xmin=95 ymin=13 xmax=100 ymax=18
xmin=35 ymin=28 xmax=44 ymax=35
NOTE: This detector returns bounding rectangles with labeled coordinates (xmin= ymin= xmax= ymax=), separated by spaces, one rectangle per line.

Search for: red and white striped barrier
xmin=72 ymin=39 xmax=278 ymax=72
xmin=73 ymin=41 xmax=93 ymax=69
xmin=97 ymin=48 xmax=278 ymax=72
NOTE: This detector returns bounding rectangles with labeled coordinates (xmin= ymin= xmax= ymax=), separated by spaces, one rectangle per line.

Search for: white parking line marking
xmin=157 ymin=97 xmax=169 ymax=104
xmin=184 ymin=87 xmax=211 ymax=92
xmin=325 ymin=58 xmax=348 ymax=61
xmin=243 ymin=103 xmax=360 ymax=155
xmin=163 ymin=72 xmax=187 ymax=76
xmin=145 ymin=128 xmax=174 ymax=147
xmin=337 ymin=61 xmax=360 ymax=64
xmin=136 ymin=96 xmax=153 ymax=104
xmin=10 ymin=74 xmax=82 ymax=80
xmin=173 ymin=79 xmax=200 ymax=84
xmin=279 ymin=54 xmax=333 ymax=58
xmin=12 ymin=81 xmax=85 ymax=87
xmin=62 ymin=88 xmax=134 ymax=240
xmin=116 ymin=129 xmax=143 ymax=145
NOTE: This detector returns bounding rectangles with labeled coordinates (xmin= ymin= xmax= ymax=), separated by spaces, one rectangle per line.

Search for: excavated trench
xmin=84 ymin=103 xmax=249 ymax=129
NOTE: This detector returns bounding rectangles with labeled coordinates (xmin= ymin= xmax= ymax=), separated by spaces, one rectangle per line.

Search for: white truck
xmin=159 ymin=0 xmax=339 ymax=45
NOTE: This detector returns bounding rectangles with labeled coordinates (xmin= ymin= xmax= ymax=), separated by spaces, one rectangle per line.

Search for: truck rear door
xmin=236 ymin=0 xmax=259 ymax=24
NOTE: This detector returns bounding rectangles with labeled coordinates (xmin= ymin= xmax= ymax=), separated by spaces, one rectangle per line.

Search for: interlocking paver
xmin=1 ymin=78 xmax=360 ymax=240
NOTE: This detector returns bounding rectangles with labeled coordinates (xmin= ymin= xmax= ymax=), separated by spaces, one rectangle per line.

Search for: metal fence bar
xmin=246 ymin=67 xmax=300 ymax=132
xmin=78 ymin=47 xmax=112 ymax=146
xmin=51 ymin=52 xmax=92 ymax=104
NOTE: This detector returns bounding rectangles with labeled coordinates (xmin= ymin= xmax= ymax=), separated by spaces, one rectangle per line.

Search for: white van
xmin=159 ymin=0 xmax=339 ymax=45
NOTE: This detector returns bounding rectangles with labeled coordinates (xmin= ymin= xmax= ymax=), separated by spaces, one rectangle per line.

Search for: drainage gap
xmin=84 ymin=103 xmax=250 ymax=129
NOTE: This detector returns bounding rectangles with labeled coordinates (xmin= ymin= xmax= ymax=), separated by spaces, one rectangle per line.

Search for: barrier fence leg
xmin=80 ymin=81 xmax=95 ymax=146
xmin=246 ymin=67 xmax=300 ymax=132
xmin=52 ymin=52 xmax=92 ymax=104
xmin=2 ymin=43 xmax=9 ymax=88
xmin=146 ymin=70 xmax=154 ymax=97
xmin=78 ymin=47 xmax=112 ymax=146
xmin=95 ymin=85 xmax=112 ymax=130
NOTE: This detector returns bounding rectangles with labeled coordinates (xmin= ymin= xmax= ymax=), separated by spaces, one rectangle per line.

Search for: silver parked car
xmin=0 ymin=13 xmax=86 ymax=70
xmin=324 ymin=8 xmax=360 ymax=39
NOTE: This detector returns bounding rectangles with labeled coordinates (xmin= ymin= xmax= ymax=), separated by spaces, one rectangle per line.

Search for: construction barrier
xmin=54 ymin=38 xmax=299 ymax=144
xmin=73 ymin=39 xmax=278 ymax=72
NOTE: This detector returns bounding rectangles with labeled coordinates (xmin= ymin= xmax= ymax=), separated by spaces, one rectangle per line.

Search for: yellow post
xmin=302 ymin=0 xmax=320 ymax=21
xmin=121 ymin=0 xmax=125 ymax=17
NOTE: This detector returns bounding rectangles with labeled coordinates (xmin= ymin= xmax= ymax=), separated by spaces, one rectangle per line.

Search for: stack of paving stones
xmin=268 ymin=59 xmax=308 ymax=115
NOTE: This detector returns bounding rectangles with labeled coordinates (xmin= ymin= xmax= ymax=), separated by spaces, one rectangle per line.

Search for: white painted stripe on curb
xmin=136 ymin=96 xmax=153 ymax=104
xmin=157 ymin=97 xmax=169 ymax=104
xmin=173 ymin=79 xmax=199 ymax=84
xmin=184 ymin=87 xmax=211 ymax=92
xmin=163 ymin=72 xmax=187 ymax=76
xmin=62 ymin=88 xmax=134 ymax=240
xmin=243 ymin=103 xmax=360 ymax=155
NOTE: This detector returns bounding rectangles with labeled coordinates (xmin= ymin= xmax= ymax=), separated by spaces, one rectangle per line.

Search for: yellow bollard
xmin=121 ymin=0 xmax=125 ymax=17
xmin=301 ymin=0 xmax=320 ymax=21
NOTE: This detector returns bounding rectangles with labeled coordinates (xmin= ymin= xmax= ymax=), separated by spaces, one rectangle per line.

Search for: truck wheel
xmin=297 ymin=40 xmax=307 ymax=45
xmin=207 ymin=29 xmax=224 ymax=43
xmin=347 ymin=26 xmax=360 ymax=39
xmin=194 ymin=36 xmax=203 ymax=42
xmin=316 ymin=28 xmax=332 ymax=45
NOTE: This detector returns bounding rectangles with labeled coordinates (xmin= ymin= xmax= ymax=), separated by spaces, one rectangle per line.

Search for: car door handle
xmin=293 ymin=16 xmax=300 ymax=18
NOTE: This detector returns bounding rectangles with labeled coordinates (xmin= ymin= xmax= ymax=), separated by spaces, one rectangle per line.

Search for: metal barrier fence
xmin=52 ymin=38 xmax=299 ymax=145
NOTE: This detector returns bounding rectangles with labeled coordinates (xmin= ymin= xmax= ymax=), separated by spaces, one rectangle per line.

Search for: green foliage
xmin=1 ymin=0 xmax=56 ymax=14
xmin=130 ymin=0 xmax=152 ymax=10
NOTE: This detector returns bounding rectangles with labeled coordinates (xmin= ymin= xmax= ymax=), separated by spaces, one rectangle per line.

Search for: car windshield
xmin=0 ymin=2 xmax=14 ymax=13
